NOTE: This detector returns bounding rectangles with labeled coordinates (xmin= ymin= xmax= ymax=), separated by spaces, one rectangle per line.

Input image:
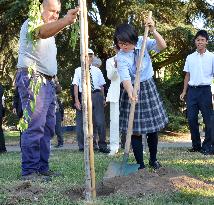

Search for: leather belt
xmin=39 ymin=73 xmax=54 ymax=81
xmin=189 ymin=85 xmax=210 ymax=88
xmin=80 ymin=89 xmax=101 ymax=94
xmin=92 ymin=89 xmax=101 ymax=93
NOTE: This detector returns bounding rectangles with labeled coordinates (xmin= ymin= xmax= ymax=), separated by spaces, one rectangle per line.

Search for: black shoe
xmin=79 ymin=148 xmax=84 ymax=152
xmin=93 ymin=145 xmax=99 ymax=151
xmin=39 ymin=170 xmax=61 ymax=177
xmin=22 ymin=172 xmax=51 ymax=182
xmin=200 ymin=149 xmax=213 ymax=155
xmin=149 ymin=160 xmax=162 ymax=170
xmin=138 ymin=163 xmax=146 ymax=170
xmin=188 ymin=147 xmax=202 ymax=152
xmin=99 ymin=147 xmax=110 ymax=154
xmin=22 ymin=173 xmax=40 ymax=181
xmin=0 ymin=149 xmax=7 ymax=154
xmin=54 ymin=144 xmax=63 ymax=148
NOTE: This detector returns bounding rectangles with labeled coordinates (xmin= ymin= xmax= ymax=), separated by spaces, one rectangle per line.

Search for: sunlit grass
xmin=0 ymin=147 xmax=213 ymax=205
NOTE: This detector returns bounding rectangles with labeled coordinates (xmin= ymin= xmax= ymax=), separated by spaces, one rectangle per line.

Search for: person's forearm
xmin=74 ymin=85 xmax=79 ymax=102
xmin=152 ymin=30 xmax=167 ymax=51
xmin=38 ymin=7 xmax=79 ymax=39
xmin=100 ymin=86 xmax=105 ymax=97
xmin=38 ymin=18 xmax=68 ymax=39
xmin=122 ymin=80 xmax=133 ymax=97
xmin=183 ymin=73 xmax=190 ymax=94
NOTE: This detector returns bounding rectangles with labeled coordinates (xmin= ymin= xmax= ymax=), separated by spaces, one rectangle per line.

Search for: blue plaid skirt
xmin=119 ymin=78 xmax=168 ymax=134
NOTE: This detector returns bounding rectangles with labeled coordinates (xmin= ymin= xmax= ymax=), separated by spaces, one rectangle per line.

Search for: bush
xmin=166 ymin=113 xmax=189 ymax=132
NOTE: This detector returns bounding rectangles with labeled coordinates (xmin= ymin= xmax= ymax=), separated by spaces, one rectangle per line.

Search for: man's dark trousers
xmin=91 ymin=91 xmax=107 ymax=149
xmin=16 ymin=70 xmax=56 ymax=176
xmin=76 ymin=91 xmax=107 ymax=150
xmin=187 ymin=86 xmax=212 ymax=151
xmin=55 ymin=111 xmax=63 ymax=145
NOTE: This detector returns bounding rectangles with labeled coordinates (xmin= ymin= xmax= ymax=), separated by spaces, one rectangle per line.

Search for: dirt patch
xmin=3 ymin=181 xmax=45 ymax=205
xmin=66 ymin=167 xmax=214 ymax=200
xmin=171 ymin=175 xmax=214 ymax=191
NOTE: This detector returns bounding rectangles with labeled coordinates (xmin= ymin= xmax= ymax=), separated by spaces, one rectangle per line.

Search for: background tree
xmin=0 ymin=0 xmax=213 ymax=129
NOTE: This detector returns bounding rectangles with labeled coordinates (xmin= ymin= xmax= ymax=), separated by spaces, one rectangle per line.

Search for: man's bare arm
xmin=39 ymin=7 xmax=79 ymax=39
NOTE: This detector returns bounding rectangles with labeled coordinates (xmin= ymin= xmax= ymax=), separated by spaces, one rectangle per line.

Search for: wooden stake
xmin=82 ymin=0 xmax=96 ymax=199
xmin=79 ymin=0 xmax=92 ymax=201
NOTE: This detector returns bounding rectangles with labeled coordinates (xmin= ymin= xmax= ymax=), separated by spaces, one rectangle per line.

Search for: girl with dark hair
xmin=114 ymin=18 xmax=168 ymax=169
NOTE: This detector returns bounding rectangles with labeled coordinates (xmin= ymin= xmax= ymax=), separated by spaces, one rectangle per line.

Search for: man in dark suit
xmin=13 ymin=87 xmax=23 ymax=119
xmin=0 ymin=83 xmax=6 ymax=153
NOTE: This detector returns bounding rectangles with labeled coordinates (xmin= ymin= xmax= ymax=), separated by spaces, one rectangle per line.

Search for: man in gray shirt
xmin=16 ymin=0 xmax=79 ymax=180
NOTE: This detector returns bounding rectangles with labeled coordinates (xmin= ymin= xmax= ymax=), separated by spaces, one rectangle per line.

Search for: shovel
xmin=104 ymin=11 xmax=152 ymax=179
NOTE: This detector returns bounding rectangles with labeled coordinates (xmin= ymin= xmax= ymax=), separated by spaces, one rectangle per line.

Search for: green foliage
xmin=17 ymin=115 xmax=29 ymax=131
xmin=17 ymin=65 xmax=43 ymax=132
xmin=27 ymin=0 xmax=42 ymax=46
xmin=166 ymin=113 xmax=189 ymax=132
xmin=0 ymin=0 xmax=214 ymax=128
xmin=65 ymin=1 xmax=80 ymax=51
xmin=69 ymin=22 xmax=80 ymax=51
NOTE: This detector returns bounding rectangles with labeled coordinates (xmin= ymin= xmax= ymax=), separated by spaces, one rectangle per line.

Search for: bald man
xmin=16 ymin=0 xmax=79 ymax=181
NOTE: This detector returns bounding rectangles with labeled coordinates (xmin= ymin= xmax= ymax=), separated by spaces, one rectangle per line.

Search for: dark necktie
xmin=90 ymin=69 xmax=95 ymax=92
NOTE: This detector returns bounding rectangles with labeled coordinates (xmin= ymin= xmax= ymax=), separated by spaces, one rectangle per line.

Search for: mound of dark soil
xmin=66 ymin=167 xmax=214 ymax=200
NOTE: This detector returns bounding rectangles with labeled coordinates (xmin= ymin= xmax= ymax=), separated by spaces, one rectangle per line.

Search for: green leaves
xmin=18 ymin=64 xmax=43 ymax=132
xmin=69 ymin=22 xmax=80 ymax=51
xmin=17 ymin=109 xmax=29 ymax=132
xmin=65 ymin=1 xmax=80 ymax=51
xmin=27 ymin=0 xmax=42 ymax=46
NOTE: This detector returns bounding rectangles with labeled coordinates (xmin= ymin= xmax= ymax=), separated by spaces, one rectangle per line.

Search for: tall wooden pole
xmin=79 ymin=0 xmax=92 ymax=201
xmin=82 ymin=0 xmax=96 ymax=199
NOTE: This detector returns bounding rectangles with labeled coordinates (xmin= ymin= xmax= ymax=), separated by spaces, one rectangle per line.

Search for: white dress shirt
xmin=106 ymin=56 xmax=120 ymax=102
xmin=184 ymin=50 xmax=214 ymax=86
xmin=72 ymin=66 xmax=106 ymax=92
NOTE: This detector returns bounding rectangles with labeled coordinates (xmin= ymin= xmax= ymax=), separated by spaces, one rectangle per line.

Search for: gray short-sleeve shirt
xmin=17 ymin=20 xmax=57 ymax=76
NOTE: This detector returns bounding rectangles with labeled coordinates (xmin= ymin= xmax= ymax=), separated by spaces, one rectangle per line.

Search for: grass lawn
xmin=4 ymin=129 xmax=192 ymax=146
xmin=0 ymin=146 xmax=213 ymax=205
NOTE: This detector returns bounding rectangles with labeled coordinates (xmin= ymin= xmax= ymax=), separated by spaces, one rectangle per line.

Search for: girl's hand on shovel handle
xmin=128 ymin=93 xmax=138 ymax=103
xmin=144 ymin=17 xmax=156 ymax=33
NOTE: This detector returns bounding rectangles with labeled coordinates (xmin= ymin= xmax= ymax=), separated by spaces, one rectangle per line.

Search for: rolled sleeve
xmin=183 ymin=57 xmax=189 ymax=72
xmin=106 ymin=58 xmax=118 ymax=80
xmin=117 ymin=56 xmax=131 ymax=82
xmin=98 ymin=70 xmax=106 ymax=86
xmin=72 ymin=68 xmax=80 ymax=86
xmin=147 ymin=38 xmax=160 ymax=53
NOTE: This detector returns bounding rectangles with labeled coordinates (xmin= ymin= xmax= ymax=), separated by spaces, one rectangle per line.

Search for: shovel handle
xmin=124 ymin=11 xmax=152 ymax=155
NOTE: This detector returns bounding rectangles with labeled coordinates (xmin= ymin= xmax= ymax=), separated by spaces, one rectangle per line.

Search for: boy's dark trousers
xmin=187 ymin=86 xmax=212 ymax=151
xmin=0 ymin=118 xmax=6 ymax=152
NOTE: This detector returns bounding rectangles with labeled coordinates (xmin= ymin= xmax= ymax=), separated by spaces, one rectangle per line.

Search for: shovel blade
xmin=104 ymin=161 xmax=139 ymax=179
